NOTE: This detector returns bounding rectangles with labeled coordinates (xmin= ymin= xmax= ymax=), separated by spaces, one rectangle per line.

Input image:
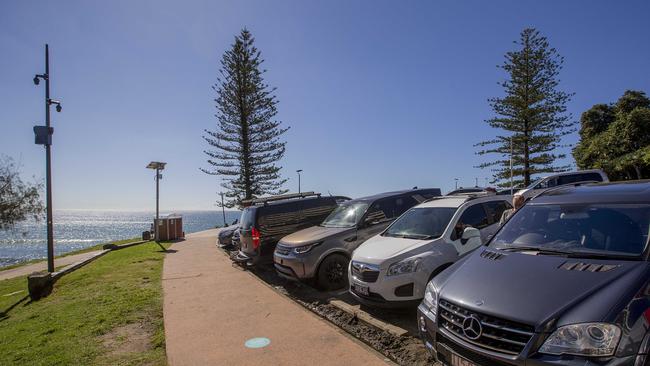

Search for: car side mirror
xmin=460 ymin=227 xmax=480 ymax=245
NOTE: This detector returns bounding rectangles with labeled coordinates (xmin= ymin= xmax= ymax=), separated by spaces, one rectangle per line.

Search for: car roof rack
xmin=530 ymin=180 xmax=601 ymax=201
xmin=242 ymin=191 xmax=321 ymax=206
xmin=423 ymin=191 xmax=493 ymax=204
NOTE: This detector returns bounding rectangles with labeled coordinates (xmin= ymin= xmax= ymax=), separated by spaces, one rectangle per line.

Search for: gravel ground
xmin=222 ymin=246 xmax=438 ymax=366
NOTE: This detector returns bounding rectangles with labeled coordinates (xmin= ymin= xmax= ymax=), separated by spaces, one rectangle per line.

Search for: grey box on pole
xmin=34 ymin=126 xmax=53 ymax=145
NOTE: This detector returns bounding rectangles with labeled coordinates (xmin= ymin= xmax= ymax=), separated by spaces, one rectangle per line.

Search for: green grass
xmin=0 ymin=241 xmax=168 ymax=366
xmin=0 ymin=238 xmax=142 ymax=272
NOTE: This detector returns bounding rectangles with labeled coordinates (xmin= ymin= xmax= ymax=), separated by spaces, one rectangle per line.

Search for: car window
xmin=257 ymin=202 xmax=301 ymax=229
xmin=484 ymin=201 xmax=513 ymax=224
xmin=491 ymin=204 xmax=650 ymax=257
xmin=321 ymin=202 xmax=368 ymax=228
xmin=239 ymin=207 xmax=256 ymax=230
xmin=301 ymin=197 xmax=337 ymax=221
xmin=580 ymin=172 xmax=604 ymax=182
xmin=453 ymin=204 xmax=489 ymax=239
xmin=557 ymin=174 xmax=582 ymax=185
xmin=366 ymin=198 xmax=397 ymax=223
xmin=383 ymin=207 xmax=457 ymax=239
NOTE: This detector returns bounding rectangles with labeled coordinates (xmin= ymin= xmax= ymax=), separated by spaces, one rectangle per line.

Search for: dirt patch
xmin=224 ymin=248 xmax=439 ymax=366
xmin=100 ymin=321 xmax=153 ymax=356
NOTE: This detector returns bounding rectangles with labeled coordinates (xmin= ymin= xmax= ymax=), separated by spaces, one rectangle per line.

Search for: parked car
xmin=497 ymin=187 xmax=523 ymax=195
xmin=349 ymin=193 xmax=512 ymax=308
xmin=448 ymin=187 xmax=489 ymax=195
xmin=418 ymin=181 xmax=650 ymax=366
xmin=217 ymin=221 xmax=239 ymax=248
xmin=232 ymin=192 xmax=349 ymax=265
xmin=273 ymin=188 xmax=442 ymax=290
xmin=517 ymin=169 xmax=608 ymax=199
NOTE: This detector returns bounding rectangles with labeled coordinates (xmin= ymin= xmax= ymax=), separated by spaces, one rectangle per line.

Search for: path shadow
xmin=0 ymin=295 xmax=30 ymax=322
xmin=155 ymin=241 xmax=177 ymax=253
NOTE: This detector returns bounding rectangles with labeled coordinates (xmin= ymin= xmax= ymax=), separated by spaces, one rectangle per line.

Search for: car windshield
xmin=490 ymin=204 xmax=650 ymax=258
xmin=383 ymin=207 xmax=457 ymax=240
xmin=321 ymin=202 xmax=369 ymax=228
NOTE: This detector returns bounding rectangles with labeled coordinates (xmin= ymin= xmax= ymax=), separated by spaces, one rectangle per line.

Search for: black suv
xmin=418 ymin=181 xmax=650 ymax=366
xmin=232 ymin=192 xmax=349 ymax=265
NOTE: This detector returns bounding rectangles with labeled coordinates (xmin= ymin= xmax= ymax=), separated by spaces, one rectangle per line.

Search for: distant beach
xmin=0 ymin=209 xmax=240 ymax=268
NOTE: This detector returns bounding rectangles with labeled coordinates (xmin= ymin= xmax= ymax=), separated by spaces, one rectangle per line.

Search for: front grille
xmin=437 ymin=299 xmax=534 ymax=355
xmin=275 ymin=244 xmax=291 ymax=256
xmin=351 ymin=261 xmax=380 ymax=283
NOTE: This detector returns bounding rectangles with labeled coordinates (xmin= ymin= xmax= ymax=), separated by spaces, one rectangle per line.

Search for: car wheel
xmin=317 ymin=254 xmax=349 ymax=291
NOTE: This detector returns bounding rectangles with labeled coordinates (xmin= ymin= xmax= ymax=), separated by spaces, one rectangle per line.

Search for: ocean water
xmin=0 ymin=209 xmax=241 ymax=268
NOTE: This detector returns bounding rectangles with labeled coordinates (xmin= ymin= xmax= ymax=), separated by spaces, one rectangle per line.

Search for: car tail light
xmin=251 ymin=227 xmax=260 ymax=250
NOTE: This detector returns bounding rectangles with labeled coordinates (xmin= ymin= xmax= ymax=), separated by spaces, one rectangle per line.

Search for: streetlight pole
xmin=296 ymin=169 xmax=303 ymax=194
xmin=33 ymin=44 xmax=62 ymax=273
xmin=454 ymin=178 xmax=459 ymax=190
xmin=220 ymin=192 xmax=226 ymax=227
xmin=147 ymin=162 xmax=166 ymax=241
xmin=475 ymin=177 xmax=479 ymax=187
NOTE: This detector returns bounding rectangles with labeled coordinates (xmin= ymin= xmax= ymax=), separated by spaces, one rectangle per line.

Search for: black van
xmin=417 ymin=181 xmax=650 ymax=366
xmin=232 ymin=192 xmax=349 ymax=265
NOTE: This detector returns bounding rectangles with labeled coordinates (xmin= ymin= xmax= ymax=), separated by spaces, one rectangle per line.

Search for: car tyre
xmin=316 ymin=254 xmax=349 ymax=291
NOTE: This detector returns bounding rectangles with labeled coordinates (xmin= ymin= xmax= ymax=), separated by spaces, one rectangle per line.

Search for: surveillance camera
xmin=55 ymin=104 xmax=62 ymax=113
xmin=33 ymin=76 xmax=40 ymax=85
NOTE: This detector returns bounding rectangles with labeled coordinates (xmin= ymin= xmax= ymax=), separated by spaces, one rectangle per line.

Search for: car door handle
xmin=344 ymin=236 xmax=357 ymax=242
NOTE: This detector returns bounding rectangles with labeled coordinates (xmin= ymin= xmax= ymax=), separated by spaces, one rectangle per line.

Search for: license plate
xmin=450 ymin=352 xmax=478 ymax=366
xmin=352 ymin=283 xmax=369 ymax=296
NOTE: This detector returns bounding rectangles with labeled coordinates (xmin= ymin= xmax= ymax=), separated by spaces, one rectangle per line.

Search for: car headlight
xmin=387 ymin=257 xmax=421 ymax=276
xmin=422 ymin=281 xmax=438 ymax=313
xmin=539 ymin=323 xmax=621 ymax=357
xmin=293 ymin=241 xmax=323 ymax=254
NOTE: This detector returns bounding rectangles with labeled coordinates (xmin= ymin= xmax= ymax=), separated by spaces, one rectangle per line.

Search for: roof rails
xmin=530 ymin=180 xmax=601 ymax=201
xmin=423 ymin=191 xmax=493 ymax=204
xmin=241 ymin=191 xmax=321 ymax=206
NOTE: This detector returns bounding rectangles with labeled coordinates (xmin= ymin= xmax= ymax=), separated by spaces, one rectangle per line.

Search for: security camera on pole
xmin=28 ymin=44 xmax=63 ymax=301
xmin=33 ymin=44 xmax=62 ymax=274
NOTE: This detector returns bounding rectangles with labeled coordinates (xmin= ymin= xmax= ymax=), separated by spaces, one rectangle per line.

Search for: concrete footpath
xmin=0 ymin=250 xmax=104 ymax=281
xmin=163 ymin=229 xmax=389 ymax=366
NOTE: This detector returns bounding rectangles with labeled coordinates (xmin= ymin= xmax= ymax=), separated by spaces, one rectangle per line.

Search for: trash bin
xmin=142 ymin=231 xmax=151 ymax=240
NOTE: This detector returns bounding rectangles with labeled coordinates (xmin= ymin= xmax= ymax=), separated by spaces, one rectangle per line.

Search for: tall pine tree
xmin=476 ymin=28 xmax=575 ymax=187
xmin=203 ymin=29 xmax=289 ymax=207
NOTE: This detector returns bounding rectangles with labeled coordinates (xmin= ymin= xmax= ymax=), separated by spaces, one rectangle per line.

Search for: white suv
xmin=348 ymin=194 xmax=512 ymax=308
xmin=516 ymin=169 xmax=608 ymax=199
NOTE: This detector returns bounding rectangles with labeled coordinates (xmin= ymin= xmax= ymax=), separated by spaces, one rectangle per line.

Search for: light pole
xmin=454 ymin=178 xmax=459 ymax=190
xmin=219 ymin=192 xmax=226 ymax=227
xmin=296 ymin=169 xmax=303 ymax=194
xmin=33 ymin=44 xmax=62 ymax=273
xmin=475 ymin=177 xmax=479 ymax=187
xmin=147 ymin=161 xmax=166 ymax=241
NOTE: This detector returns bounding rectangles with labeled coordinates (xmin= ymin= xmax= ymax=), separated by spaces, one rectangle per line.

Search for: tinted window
xmin=366 ymin=198 xmax=395 ymax=223
xmin=384 ymin=207 xmax=456 ymax=239
xmin=257 ymin=202 xmax=301 ymax=229
xmin=240 ymin=207 xmax=256 ymax=230
xmin=454 ymin=204 xmax=489 ymax=238
xmin=484 ymin=201 xmax=513 ymax=224
xmin=491 ymin=204 xmax=650 ymax=257
xmin=301 ymin=197 xmax=337 ymax=223
xmin=581 ymin=172 xmax=604 ymax=182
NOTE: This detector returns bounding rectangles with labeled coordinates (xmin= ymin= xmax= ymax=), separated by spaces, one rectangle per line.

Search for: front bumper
xmin=416 ymin=305 xmax=637 ymax=366
xmin=273 ymin=251 xmax=320 ymax=280
xmin=347 ymin=265 xmax=429 ymax=306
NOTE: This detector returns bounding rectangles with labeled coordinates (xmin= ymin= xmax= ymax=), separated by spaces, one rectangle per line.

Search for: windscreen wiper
xmin=499 ymin=246 xmax=573 ymax=256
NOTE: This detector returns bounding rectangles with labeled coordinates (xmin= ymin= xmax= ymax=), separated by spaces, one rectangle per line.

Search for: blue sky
xmin=1 ymin=1 xmax=649 ymax=210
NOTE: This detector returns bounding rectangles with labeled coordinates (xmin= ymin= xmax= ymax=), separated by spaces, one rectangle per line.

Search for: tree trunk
xmin=634 ymin=165 xmax=642 ymax=180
